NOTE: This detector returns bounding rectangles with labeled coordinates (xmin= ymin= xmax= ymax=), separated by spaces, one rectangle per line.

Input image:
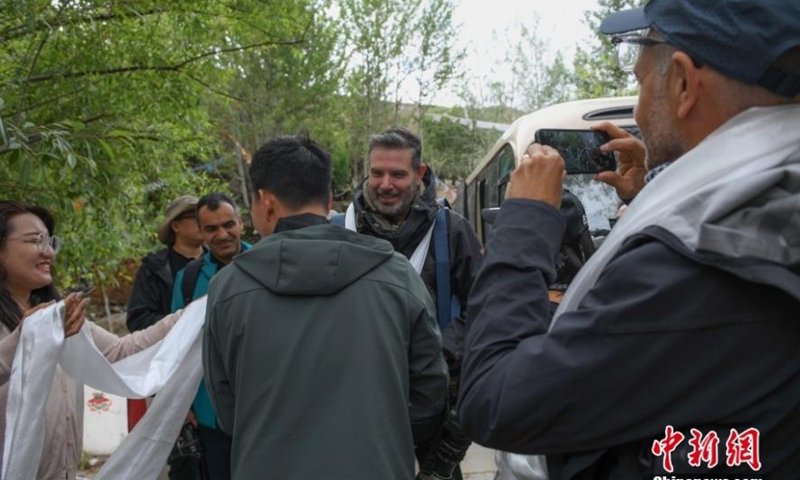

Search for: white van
xmin=456 ymin=96 xmax=638 ymax=244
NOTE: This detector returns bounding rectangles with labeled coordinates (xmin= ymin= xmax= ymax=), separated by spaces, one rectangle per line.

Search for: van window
xmin=466 ymin=182 xmax=480 ymax=231
xmin=496 ymin=144 xmax=515 ymax=201
xmin=498 ymin=144 xmax=515 ymax=179
xmin=486 ymin=160 xmax=499 ymax=208
xmin=478 ymin=178 xmax=488 ymax=241
xmin=457 ymin=181 xmax=468 ymax=220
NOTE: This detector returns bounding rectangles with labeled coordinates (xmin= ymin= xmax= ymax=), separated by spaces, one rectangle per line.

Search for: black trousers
xmin=198 ymin=425 xmax=233 ymax=480
xmin=167 ymin=454 xmax=199 ymax=480
xmin=415 ymin=442 xmax=464 ymax=480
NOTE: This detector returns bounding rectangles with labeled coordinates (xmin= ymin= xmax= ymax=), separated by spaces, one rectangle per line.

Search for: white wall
xmin=82 ymin=386 xmax=127 ymax=455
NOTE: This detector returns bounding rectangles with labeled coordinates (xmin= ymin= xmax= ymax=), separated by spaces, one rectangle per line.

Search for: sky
xmin=432 ymin=0 xmax=603 ymax=106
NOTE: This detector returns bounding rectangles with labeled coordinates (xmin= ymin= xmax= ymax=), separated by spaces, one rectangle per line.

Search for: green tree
xmin=0 ymin=0 xmax=318 ymax=285
xmin=422 ymin=116 xmax=496 ymax=182
xmin=573 ymin=0 xmax=646 ymax=98
xmin=405 ymin=0 xmax=465 ymax=130
xmin=337 ymin=0 xmax=463 ymax=187
xmin=509 ymin=19 xmax=575 ymax=112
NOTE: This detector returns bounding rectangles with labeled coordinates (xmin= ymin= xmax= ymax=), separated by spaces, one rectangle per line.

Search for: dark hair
xmin=368 ymin=128 xmax=422 ymax=170
xmin=196 ymin=192 xmax=237 ymax=218
xmin=249 ymin=135 xmax=332 ymax=210
xmin=0 ymin=201 xmax=60 ymax=331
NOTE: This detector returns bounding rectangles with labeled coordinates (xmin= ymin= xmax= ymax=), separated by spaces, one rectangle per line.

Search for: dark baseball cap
xmin=600 ymin=0 xmax=800 ymax=98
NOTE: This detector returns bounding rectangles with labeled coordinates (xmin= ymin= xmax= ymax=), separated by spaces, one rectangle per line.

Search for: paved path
xmin=463 ymin=444 xmax=497 ymax=480
xmin=80 ymin=444 xmax=498 ymax=479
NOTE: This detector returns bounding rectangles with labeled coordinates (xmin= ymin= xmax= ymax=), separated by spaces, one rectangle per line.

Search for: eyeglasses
xmin=2 ymin=233 xmax=63 ymax=254
xmin=611 ymin=34 xmax=670 ymax=72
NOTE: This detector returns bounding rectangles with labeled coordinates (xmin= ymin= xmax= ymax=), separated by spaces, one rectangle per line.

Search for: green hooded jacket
xmin=203 ymin=222 xmax=448 ymax=480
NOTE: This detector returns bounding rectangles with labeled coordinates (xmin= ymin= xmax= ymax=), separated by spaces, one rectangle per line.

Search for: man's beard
xmin=366 ymin=181 xmax=419 ymax=220
xmin=642 ymin=83 xmax=688 ymax=171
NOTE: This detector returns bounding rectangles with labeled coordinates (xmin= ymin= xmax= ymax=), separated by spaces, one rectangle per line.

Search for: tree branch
xmin=183 ymin=73 xmax=269 ymax=108
xmin=1 ymin=6 xmax=313 ymax=44
xmin=1 ymin=87 xmax=86 ymax=116
xmin=0 ymin=8 xmax=165 ymax=43
xmin=20 ymin=38 xmax=306 ymax=84
xmin=15 ymin=29 xmax=52 ymax=125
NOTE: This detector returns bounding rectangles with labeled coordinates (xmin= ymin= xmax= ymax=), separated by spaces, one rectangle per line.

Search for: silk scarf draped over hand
xmin=2 ymin=298 xmax=206 ymax=480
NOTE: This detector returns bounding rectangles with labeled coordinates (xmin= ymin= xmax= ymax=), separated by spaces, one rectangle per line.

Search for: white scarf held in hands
xmin=2 ymin=297 xmax=207 ymax=480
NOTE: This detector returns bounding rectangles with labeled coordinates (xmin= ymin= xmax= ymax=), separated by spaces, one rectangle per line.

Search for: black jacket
xmin=126 ymin=248 xmax=173 ymax=332
xmin=353 ymin=169 xmax=483 ymax=357
xmin=459 ymin=199 xmax=800 ymax=479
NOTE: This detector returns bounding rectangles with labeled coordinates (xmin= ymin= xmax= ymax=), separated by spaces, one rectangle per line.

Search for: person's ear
xmin=416 ymin=163 xmax=427 ymax=180
xmin=670 ymin=51 xmax=701 ymax=120
xmin=327 ymin=193 xmax=333 ymax=212
xmin=259 ymin=190 xmax=278 ymax=221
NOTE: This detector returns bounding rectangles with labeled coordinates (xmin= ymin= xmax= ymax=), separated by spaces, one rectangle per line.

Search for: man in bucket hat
xmin=458 ymin=0 xmax=800 ymax=478
xmin=127 ymin=195 xmax=205 ymax=332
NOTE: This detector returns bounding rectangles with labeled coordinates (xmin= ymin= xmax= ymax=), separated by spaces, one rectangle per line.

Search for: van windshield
xmin=564 ymin=174 xmax=619 ymax=234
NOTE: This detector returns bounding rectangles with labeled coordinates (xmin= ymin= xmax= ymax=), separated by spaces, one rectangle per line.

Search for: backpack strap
xmin=433 ymin=207 xmax=454 ymax=331
xmin=330 ymin=213 xmax=345 ymax=227
xmin=182 ymin=257 xmax=204 ymax=306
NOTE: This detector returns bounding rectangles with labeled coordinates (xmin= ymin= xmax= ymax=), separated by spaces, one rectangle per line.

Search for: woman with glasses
xmin=0 ymin=200 xmax=183 ymax=480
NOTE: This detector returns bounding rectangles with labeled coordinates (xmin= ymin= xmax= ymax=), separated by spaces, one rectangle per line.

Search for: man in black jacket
xmin=458 ymin=1 xmax=800 ymax=479
xmin=126 ymin=194 xmax=204 ymax=480
xmin=346 ymin=128 xmax=482 ymax=479
xmin=127 ymin=195 xmax=204 ymax=332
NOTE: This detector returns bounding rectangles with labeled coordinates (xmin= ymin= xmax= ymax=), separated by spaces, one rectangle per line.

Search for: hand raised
xmin=505 ymin=143 xmax=565 ymax=209
xmin=63 ymin=292 xmax=88 ymax=338
xmin=592 ymin=122 xmax=647 ymax=202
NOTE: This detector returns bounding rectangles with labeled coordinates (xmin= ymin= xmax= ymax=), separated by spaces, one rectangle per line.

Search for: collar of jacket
xmin=274 ymin=213 xmax=329 ymax=234
xmin=142 ymin=248 xmax=172 ymax=285
xmin=205 ymin=241 xmax=251 ymax=273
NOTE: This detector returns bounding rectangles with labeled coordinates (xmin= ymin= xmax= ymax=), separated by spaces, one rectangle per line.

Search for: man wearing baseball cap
xmin=458 ymin=0 xmax=800 ymax=478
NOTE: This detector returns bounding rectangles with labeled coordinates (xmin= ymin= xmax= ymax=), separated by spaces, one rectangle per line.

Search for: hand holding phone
xmin=591 ymin=122 xmax=647 ymax=201
xmin=505 ymin=143 xmax=565 ymax=208
xmin=534 ymin=129 xmax=617 ymax=175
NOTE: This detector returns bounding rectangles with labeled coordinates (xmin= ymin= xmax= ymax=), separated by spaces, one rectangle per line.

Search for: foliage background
xmin=0 ymin=0 xmax=642 ymax=289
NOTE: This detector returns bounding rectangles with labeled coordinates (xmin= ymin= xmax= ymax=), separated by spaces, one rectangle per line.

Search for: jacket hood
xmin=231 ymin=224 xmax=395 ymax=295
xmin=419 ymin=167 xmax=438 ymax=207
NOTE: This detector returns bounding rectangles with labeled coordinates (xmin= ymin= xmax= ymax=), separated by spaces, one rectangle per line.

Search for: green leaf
xmin=20 ymin=159 xmax=33 ymax=185
xmin=98 ymin=139 xmax=115 ymax=160
xmin=0 ymin=117 xmax=8 ymax=145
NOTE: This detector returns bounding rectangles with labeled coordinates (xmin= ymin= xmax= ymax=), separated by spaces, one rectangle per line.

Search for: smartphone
xmin=66 ymin=285 xmax=95 ymax=298
xmin=533 ymin=129 xmax=616 ymax=175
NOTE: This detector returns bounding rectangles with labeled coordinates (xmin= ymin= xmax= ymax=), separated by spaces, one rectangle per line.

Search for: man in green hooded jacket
xmin=203 ymin=135 xmax=449 ymax=480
